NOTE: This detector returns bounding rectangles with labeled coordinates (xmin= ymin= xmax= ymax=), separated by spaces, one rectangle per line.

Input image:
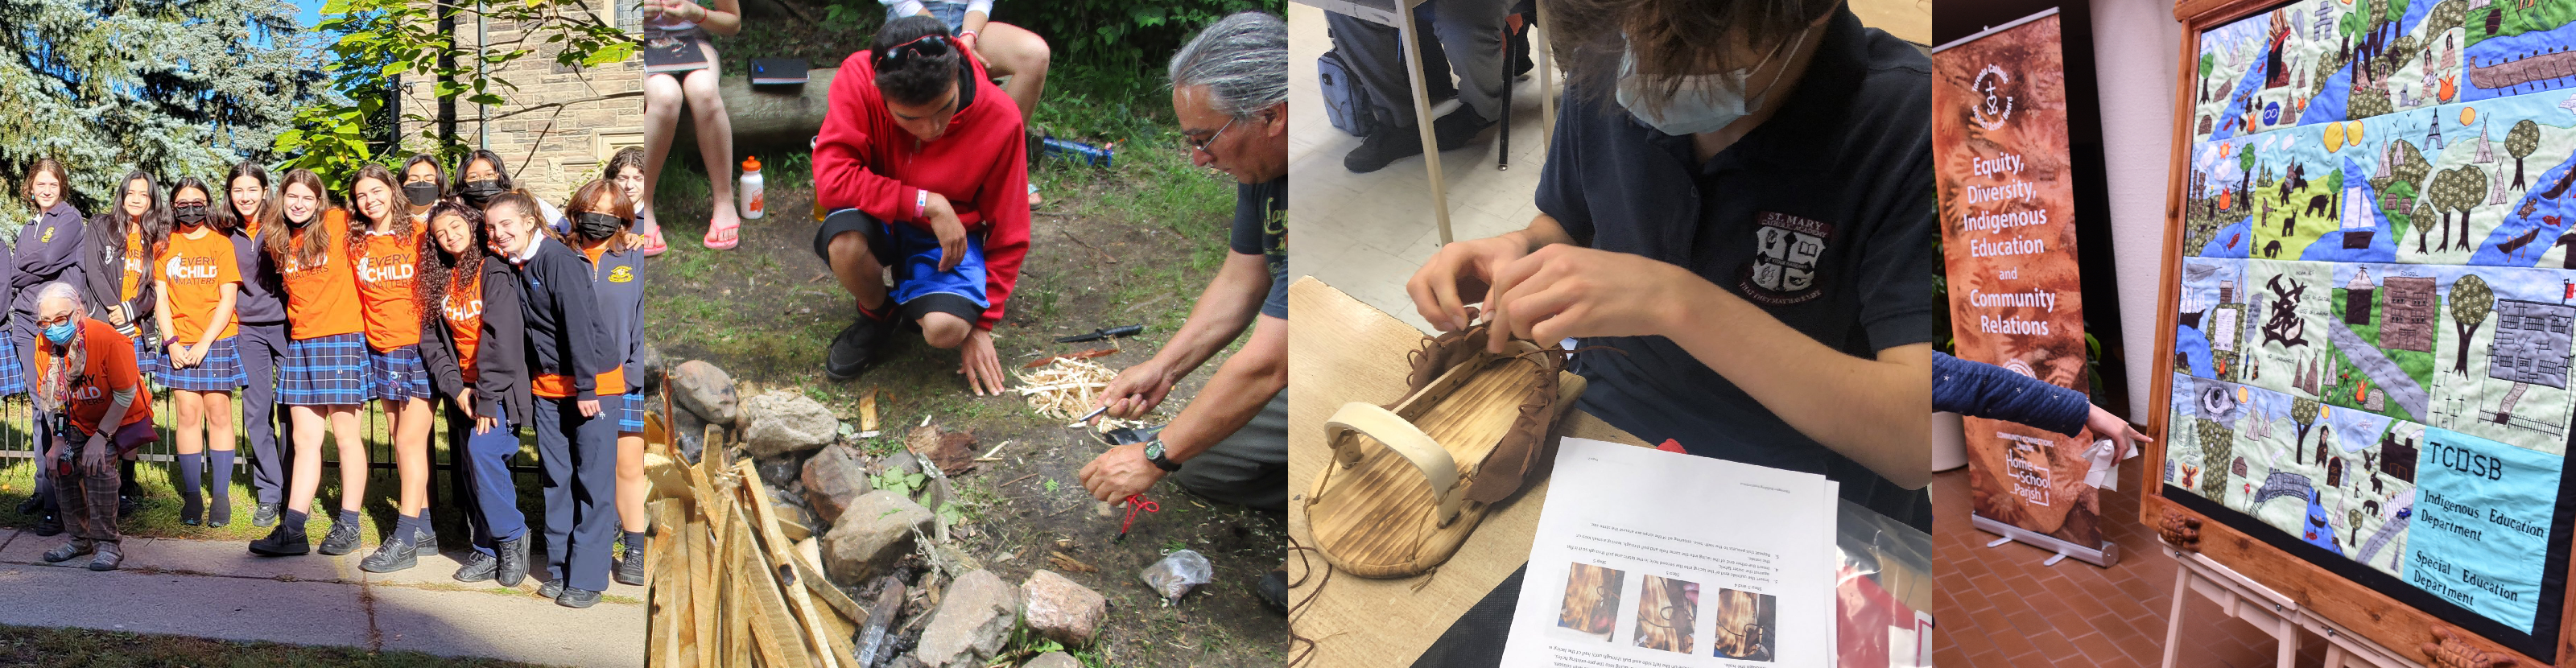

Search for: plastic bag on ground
xmin=1140 ymin=549 xmax=1213 ymax=606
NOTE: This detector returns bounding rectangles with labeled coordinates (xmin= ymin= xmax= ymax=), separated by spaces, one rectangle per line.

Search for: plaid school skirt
xmin=159 ymin=336 xmax=247 ymax=391
xmin=130 ymin=332 xmax=164 ymax=380
xmin=0 ymin=334 xmax=26 ymax=396
xmin=619 ymin=390 xmax=646 ymax=433
xmin=369 ymin=344 xmax=433 ymax=402
xmin=280 ymin=332 xmax=367 ymax=406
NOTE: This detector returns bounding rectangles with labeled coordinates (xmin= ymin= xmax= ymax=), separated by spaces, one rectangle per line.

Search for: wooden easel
xmin=2158 ymin=542 xmax=2419 ymax=668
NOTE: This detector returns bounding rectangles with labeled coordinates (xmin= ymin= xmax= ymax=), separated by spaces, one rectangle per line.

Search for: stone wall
xmin=398 ymin=0 xmax=647 ymax=208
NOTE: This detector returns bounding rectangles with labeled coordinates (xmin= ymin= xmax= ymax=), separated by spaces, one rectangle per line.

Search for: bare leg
xmin=921 ymin=311 xmax=971 ymax=349
xmin=286 ymin=406 xmax=327 ymax=514
xmin=976 ymin=23 xmax=1051 ymax=123
xmin=638 ymin=72 xmax=686 ymax=236
xmin=329 ymin=406 xmax=365 ymax=514
xmin=175 ymin=391 xmax=205 ymax=456
xmin=682 ymin=55 xmax=741 ymax=245
xmin=204 ymin=391 xmax=234 ymax=459
xmin=390 ymin=397 xmax=431 ymax=517
xmin=616 ymin=433 xmax=647 ymax=533
xmin=828 ymin=231 xmax=890 ymax=312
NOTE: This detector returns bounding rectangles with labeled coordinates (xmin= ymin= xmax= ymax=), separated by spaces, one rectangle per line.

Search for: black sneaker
xmin=116 ymin=495 xmax=136 ymax=520
xmin=539 ymin=579 xmax=565 ymax=600
xmin=32 ymin=513 xmax=61 ymax=537
xmin=556 ymin=586 xmax=602 ymax=608
xmin=249 ymin=522 xmax=310 ymax=556
xmin=358 ymin=537 xmax=418 ymax=573
xmin=1344 ymin=128 xmax=1425 ymax=174
xmin=454 ymin=552 xmax=498 ymax=583
xmin=497 ymin=536 xmax=530 ymax=588
xmin=316 ymin=520 xmax=361 ymax=556
xmin=616 ymin=544 xmax=646 ymax=587
xmin=414 ymin=524 xmax=438 ymax=550
xmin=824 ymin=314 xmax=894 ymax=381
xmin=15 ymin=496 xmax=39 ymax=516
xmin=180 ymin=494 xmax=203 ymax=526
xmin=1433 ymin=105 xmax=1495 ymax=152
xmin=251 ymin=502 xmax=279 ymax=528
xmin=1258 ymin=568 xmax=1289 ymax=615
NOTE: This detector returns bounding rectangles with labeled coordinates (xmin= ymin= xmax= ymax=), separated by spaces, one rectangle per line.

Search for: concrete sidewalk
xmin=0 ymin=527 xmax=643 ymax=667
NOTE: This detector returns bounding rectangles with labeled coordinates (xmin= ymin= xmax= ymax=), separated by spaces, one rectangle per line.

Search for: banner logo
xmin=1971 ymin=64 xmax=2015 ymax=130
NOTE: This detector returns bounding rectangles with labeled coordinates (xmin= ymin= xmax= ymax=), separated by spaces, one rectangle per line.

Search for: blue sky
xmin=292 ymin=0 xmax=324 ymax=27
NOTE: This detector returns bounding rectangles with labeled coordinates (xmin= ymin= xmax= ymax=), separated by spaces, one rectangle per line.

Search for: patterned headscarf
xmin=33 ymin=320 xmax=84 ymax=418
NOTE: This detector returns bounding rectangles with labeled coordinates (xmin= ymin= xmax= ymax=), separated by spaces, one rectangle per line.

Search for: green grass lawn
xmin=0 ymin=624 xmax=547 ymax=668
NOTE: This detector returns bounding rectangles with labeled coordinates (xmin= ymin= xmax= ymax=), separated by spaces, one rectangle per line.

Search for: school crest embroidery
xmin=1739 ymin=212 xmax=1832 ymax=305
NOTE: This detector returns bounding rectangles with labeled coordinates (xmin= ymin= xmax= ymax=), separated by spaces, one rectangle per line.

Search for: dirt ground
xmin=642 ymin=151 xmax=1286 ymax=666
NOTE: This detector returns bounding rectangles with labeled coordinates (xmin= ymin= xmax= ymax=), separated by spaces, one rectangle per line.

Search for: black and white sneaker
xmin=497 ymin=536 xmax=531 ymax=587
xmin=616 ymin=544 xmax=646 ymax=587
xmin=556 ymin=586 xmax=602 ymax=608
xmin=251 ymin=502 xmax=279 ymax=528
xmin=358 ymin=538 xmax=418 ymax=573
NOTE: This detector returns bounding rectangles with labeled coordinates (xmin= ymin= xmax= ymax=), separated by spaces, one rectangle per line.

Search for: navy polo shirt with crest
xmin=1533 ymin=7 xmax=1938 ymax=530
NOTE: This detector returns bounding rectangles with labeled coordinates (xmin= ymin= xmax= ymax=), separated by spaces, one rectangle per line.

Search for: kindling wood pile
xmin=646 ymin=360 xmax=1125 ymax=668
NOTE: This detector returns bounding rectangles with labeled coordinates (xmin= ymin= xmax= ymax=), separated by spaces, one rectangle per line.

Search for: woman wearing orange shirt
xmin=248 ymin=169 xmax=374 ymax=558
xmin=157 ymin=177 xmax=248 ymax=527
xmin=351 ymin=159 xmax=440 ymax=573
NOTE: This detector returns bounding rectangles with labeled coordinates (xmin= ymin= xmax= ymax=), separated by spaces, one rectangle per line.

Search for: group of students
xmin=10 ymin=148 xmax=655 ymax=608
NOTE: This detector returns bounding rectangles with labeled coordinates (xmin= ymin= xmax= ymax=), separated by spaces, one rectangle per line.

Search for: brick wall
xmin=398 ymin=0 xmax=647 ymax=207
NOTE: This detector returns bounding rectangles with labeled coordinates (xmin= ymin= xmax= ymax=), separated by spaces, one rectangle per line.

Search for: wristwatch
xmin=1142 ymin=439 xmax=1182 ymax=472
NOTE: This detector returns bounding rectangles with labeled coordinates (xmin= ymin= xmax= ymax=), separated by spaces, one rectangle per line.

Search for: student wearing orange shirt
xmin=158 ymin=177 xmax=248 ymax=528
xmin=82 ymin=171 xmax=163 ymax=515
xmin=419 ymin=200 xmax=531 ymax=586
xmin=31 ymin=281 xmax=155 ymax=571
xmin=248 ymin=170 xmax=374 ymax=558
xmin=564 ymin=179 xmax=650 ymax=586
xmin=353 ymin=159 xmax=440 ymax=573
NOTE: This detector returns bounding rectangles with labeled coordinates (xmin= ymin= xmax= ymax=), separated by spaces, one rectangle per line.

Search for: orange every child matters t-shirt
xmin=119 ymin=225 xmax=144 ymax=304
xmin=443 ymin=270 xmax=484 ymax=383
xmin=355 ymin=221 xmax=424 ymax=350
xmin=279 ymin=209 xmax=365 ymax=340
xmin=39 ymin=319 xmax=154 ymax=435
xmin=160 ymin=228 xmax=242 ymax=342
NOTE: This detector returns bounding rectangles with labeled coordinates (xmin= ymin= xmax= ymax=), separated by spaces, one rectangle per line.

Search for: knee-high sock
xmin=119 ymin=458 xmax=138 ymax=497
xmin=207 ymin=450 xmax=235 ymax=519
xmin=175 ymin=452 xmax=204 ymax=513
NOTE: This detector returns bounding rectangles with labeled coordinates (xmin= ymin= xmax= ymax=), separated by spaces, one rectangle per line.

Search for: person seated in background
xmin=31 ymin=281 xmax=155 ymax=572
xmin=811 ymin=14 xmax=1030 ymax=396
xmin=636 ymin=0 xmax=743 ymax=252
xmin=1325 ymin=0 xmax=1516 ymax=173
xmin=884 ymin=0 xmax=1051 ymax=205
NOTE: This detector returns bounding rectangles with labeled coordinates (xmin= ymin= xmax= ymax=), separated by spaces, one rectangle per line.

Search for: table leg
xmin=1497 ymin=27 xmax=1511 ymax=171
xmin=2161 ymin=560 xmax=2190 ymax=668
xmin=1535 ymin=0 xmax=1555 ymax=151
xmin=2274 ymin=613 xmax=2300 ymax=668
xmin=1396 ymin=4 xmax=1452 ymax=245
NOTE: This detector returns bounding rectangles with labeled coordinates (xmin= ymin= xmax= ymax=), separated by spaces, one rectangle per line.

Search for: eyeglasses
xmin=1187 ymin=117 xmax=1241 ymax=154
xmin=874 ymin=34 xmax=953 ymax=68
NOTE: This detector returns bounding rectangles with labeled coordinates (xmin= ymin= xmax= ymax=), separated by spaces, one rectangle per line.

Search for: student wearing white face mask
xmin=1409 ymin=0 xmax=1934 ymax=525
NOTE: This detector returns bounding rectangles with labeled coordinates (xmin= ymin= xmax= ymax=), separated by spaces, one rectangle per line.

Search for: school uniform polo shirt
xmin=1532 ymin=7 xmax=1938 ymax=530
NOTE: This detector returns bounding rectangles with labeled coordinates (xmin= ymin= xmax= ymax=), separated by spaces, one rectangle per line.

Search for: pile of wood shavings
xmin=1013 ymin=357 xmax=1152 ymax=431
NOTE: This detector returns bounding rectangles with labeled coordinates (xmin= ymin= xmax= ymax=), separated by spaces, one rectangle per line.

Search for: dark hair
xmin=604 ymin=146 xmax=647 ymax=182
xmin=1543 ymin=0 xmax=1839 ymax=113
xmin=400 ymin=154 xmax=447 ymax=195
xmin=100 ymin=171 xmax=171 ymax=272
xmin=220 ymin=161 xmax=275 ymax=236
xmin=456 ymin=149 xmax=514 ymax=192
xmin=873 ymin=15 xmax=962 ymax=107
xmin=166 ymin=176 xmax=222 ymax=245
xmin=21 ymin=158 xmax=70 ymax=210
xmin=420 ymin=199 xmax=486 ymax=324
xmin=564 ymin=179 xmax=633 ymax=253
xmin=266 ymin=169 xmax=336 ymax=271
xmin=345 ymin=163 xmax=409 ymax=261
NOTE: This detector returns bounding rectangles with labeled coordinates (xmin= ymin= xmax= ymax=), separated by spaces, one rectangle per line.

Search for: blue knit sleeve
xmin=1932 ymin=351 xmax=2091 ymax=437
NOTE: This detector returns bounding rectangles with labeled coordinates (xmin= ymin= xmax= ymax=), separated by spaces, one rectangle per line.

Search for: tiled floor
xmin=1930 ymin=469 xmax=2337 ymax=666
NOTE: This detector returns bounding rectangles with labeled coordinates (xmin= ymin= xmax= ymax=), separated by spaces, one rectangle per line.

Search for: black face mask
xmin=460 ymin=180 xmax=503 ymax=205
xmin=574 ymin=212 xmax=625 ymax=240
xmin=403 ymin=182 xmax=440 ymax=208
xmin=172 ymin=204 xmax=207 ymax=225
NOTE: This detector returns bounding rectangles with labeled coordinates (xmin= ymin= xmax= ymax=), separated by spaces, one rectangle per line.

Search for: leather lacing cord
xmin=1285 ymin=538 xmax=1334 ymax=668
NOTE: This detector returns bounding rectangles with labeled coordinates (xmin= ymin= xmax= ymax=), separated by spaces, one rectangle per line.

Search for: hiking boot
xmin=616 ymin=543 xmax=647 ymax=587
xmin=454 ymin=552 xmax=498 ymax=583
xmin=824 ymin=314 xmax=894 ymax=381
xmin=32 ymin=513 xmax=61 ymax=537
xmin=1344 ymin=128 xmax=1424 ymax=174
xmin=497 ymin=536 xmax=530 ymax=588
xmin=87 ymin=546 xmax=121 ymax=571
xmin=41 ymin=539 xmax=93 ymax=563
xmin=1433 ymin=106 xmax=1494 ymax=152
xmin=251 ymin=502 xmax=279 ymax=528
xmin=556 ymin=586 xmax=602 ymax=609
xmin=316 ymin=519 xmax=361 ymax=556
xmin=1258 ymin=568 xmax=1289 ymax=615
xmin=249 ymin=522 xmax=310 ymax=556
xmin=539 ymin=579 xmax=565 ymax=600
xmin=358 ymin=537 xmax=419 ymax=573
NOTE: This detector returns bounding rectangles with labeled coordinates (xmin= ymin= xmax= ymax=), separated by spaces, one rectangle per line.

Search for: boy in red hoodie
xmin=812 ymin=14 xmax=1029 ymax=394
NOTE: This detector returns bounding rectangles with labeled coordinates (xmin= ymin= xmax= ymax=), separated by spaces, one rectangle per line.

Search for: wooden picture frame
xmin=2145 ymin=0 xmax=2576 ymax=664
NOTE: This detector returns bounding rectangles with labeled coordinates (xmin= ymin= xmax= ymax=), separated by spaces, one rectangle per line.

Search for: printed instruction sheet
xmin=1499 ymin=437 xmax=1839 ymax=667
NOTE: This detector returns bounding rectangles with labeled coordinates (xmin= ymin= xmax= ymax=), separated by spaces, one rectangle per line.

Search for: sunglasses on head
xmin=875 ymin=34 xmax=953 ymax=68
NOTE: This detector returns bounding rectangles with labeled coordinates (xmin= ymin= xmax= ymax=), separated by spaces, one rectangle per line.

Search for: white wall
xmin=2088 ymin=0 xmax=2187 ymax=422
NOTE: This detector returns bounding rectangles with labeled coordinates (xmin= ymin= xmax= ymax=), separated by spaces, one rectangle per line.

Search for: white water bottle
xmin=738 ymin=155 xmax=766 ymax=220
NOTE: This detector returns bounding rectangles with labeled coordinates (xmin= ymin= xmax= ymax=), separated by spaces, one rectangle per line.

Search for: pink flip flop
xmin=701 ymin=217 xmax=739 ymax=250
